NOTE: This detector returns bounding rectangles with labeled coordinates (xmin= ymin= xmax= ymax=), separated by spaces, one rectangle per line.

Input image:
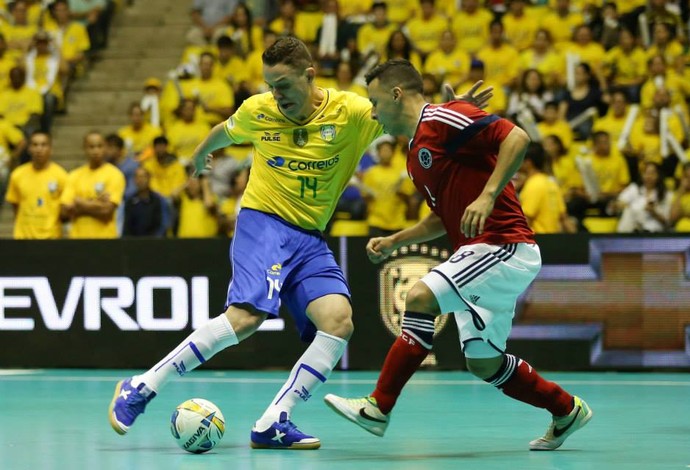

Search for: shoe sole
xmin=530 ymin=404 xmax=593 ymax=451
xmin=323 ymin=395 xmax=385 ymax=437
xmin=108 ymin=380 xmax=127 ymax=435
xmin=250 ymin=441 xmax=321 ymax=450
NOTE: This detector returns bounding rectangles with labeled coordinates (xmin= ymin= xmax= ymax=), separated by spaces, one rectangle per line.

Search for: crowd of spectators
xmin=5 ymin=0 xmax=690 ymax=239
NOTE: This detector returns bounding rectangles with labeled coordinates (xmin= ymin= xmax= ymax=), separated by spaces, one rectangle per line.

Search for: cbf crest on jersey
xmin=293 ymin=128 xmax=308 ymax=147
xmin=48 ymin=181 xmax=58 ymax=194
xmin=418 ymin=148 xmax=432 ymax=169
xmin=379 ymin=244 xmax=450 ymax=366
xmin=320 ymin=124 xmax=336 ymax=142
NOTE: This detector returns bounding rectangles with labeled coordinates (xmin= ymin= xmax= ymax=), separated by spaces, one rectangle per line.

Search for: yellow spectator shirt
xmin=520 ymin=172 xmax=565 ymax=233
xmin=593 ymin=112 xmax=627 ymax=144
xmin=181 ymin=77 xmax=235 ymax=125
xmin=0 ymin=85 xmax=43 ymax=127
xmin=166 ymin=120 xmax=212 ymax=161
xmin=551 ymin=155 xmax=583 ymax=196
xmin=476 ymin=44 xmax=520 ymax=88
xmin=0 ymin=119 xmax=24 ymax=154
xmin=5 ymin=161 xmax=68 ymax=239
xmin=177 ymin=192 xmax=219 ymax=238
xmin=503 ymin=13 xmax=540 ymax=51
xmin=539 ymin=12 xmax=584 ymax=47
xmin=587 ymin=152 xmax=630 ymax=195
xmin=141 ymin=157 xmax=187 ymax=198
xmin=537 ymin=120 xmax=574 ymax=149
xmin=356 ymin=23 xmax=397 ymax=56
xmin=117 ymin=123 xmax=163 ymax=155
xmin=604 ymin=46 xmax=647 ymax=86
xmin=46 ymin=22 xmax=90 ymax=62
xmin=424 ymin=48 xmax=470 ymax=87
xmin=60 ymin=163 xmax=125 ymax=239
xmin=405 ymin=14 xmax=448 ymax=55
xmin=384 ymin=0 xmax=418 ymax=24
xmin=451 ymin=8 xmax=493 ymax=55
xmin=362 ymin=164 xmax=415 ymax=231
xmin=519 ymin=48 xmax=564 ymax=85
xmin=224 ymin=89 xmax=383 ymax=231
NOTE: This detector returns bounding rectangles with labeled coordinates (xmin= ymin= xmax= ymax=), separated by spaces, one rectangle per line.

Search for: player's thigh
xmin=281 ymin=242 xmax=352 ymax=341
xmin=225 ymin=209 xmax=292 ymax=316
xmin=423 ymin=243 xmax=541 ymax=352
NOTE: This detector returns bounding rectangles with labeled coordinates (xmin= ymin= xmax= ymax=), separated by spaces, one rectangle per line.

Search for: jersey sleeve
xmin=349 ymin=94 xmax=384 ymax=157
xmin=224 ymin=96 xmax=257 ymax=144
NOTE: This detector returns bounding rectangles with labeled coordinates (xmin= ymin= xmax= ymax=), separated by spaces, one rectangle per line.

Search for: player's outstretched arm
xmin=461 ymin=126 xmax=530 ymax=238
xmin=442 ymin=80 xmax=493 ymax=109
xmin=192 ymin=122 xmax=234 ymax=176
xmin=366 ymin=212 xmax=446 ymax=264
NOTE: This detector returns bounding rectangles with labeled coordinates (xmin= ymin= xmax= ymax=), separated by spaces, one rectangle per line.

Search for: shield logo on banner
xmin=320 ymin=124 xmax=336 ymax=142
xmin=378 ymin=244 xmax=450 ymax=366
xmin=293 ymin=128 xmax=308 ymax=147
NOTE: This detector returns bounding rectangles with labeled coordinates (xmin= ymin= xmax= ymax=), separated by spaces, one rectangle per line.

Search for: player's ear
xmin=306 ymin=67 xmax=315 ymax=83
xmin=392 ymin=87 xmax=403 ymax=102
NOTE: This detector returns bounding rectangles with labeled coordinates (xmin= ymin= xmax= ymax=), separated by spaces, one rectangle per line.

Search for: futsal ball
xmin=170 ymin=398 xmax=225 ymax=453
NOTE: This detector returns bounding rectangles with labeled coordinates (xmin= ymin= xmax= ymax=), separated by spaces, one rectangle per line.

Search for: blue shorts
xmin=225 ymin=208 xmax=350 ymax=342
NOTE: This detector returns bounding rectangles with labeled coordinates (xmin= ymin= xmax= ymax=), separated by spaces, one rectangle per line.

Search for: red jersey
xmin=407 ymin=101 xmax=535 ymax=250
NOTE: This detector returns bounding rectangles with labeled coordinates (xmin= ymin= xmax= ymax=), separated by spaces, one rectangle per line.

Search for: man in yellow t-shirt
xmin=166 ymin=98 xmax=212 ymax=164
xmin=503 ymin=0 xmax=540 ymax=52
xmin=180 ymin=52 xmax=235 ymax=126
xmin=404 ymin=0 xmax=448 ymax=58
xmin=517 ymin=143 xmax=570 ymax=233
xmin=451 ymin=0 xmax=492 ymax=55
xmin=106 ymin=36 xmax=489 ymax=448
xmin=5 ymin=131 xmax=67 ymax=238
xmin=141 ymin=136 xmax=188 ymax=198
xmin=45 ymin=0 xmax=90 ymax=72
xmin=117 ymin=102 xmax=163 ymax=156
xmin=424 ymin=30 xmax=470 ymax=89
xmin=60 ymin=132 xmax=125 ymax=239
xmin=359 ymin=138 xmax=415 ymax=235
xmin=356 ymin=2 xmax=396 ymax=57
xmin=0 ymin=66 xmax=43 ymax=131
xmin=476 ymin=20 xmax=520 ymax=90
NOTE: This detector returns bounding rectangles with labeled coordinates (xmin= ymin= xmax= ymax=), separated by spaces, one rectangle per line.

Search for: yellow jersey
xmin=520 ymin=172 xmax=565 ymax=233
xmin=503 ymin=13 xmax=540 ymax=51
xmin=451 ymin=8 xmax=493 ymax=55
xmin=60 ymin=163 xmax=125 ymax=239
xmin=537 ymin=120 xmax=574 ymax=150
xmin=166 ymin=120 xmax=212 ymax=161
xmin=117 ymin=123 xmax=163 ymax=155
xmin=177 ymin=192 xmax=219 ymax=238
xmin=424 ymin=48 xmax=471 ymax=87
xmin=405 ymin=14 xmax=449 ymax=55
xmin=604 ymin=46 xmax=647 ymax=86
xmin=0 ymin=85 xmax=43 ymax=127
xmin=5 ymin=162 xmax=68 ymax=239
xmin=356 ymin=23 xmax=397 ymax=56
xmin=587 ymin=152 xmax=630 ymax=195
xmin=362 ymin=164 xmax=415 ymax=231
xmin=141 ymin=157 xmax=187 ymax=198
xmin=551 ymin=154 xmax=583 ymax=196
xmin=476 ymin=44 xmax=521 ymax=88
xmin=224 ymin=89 xmax=383 ymax=231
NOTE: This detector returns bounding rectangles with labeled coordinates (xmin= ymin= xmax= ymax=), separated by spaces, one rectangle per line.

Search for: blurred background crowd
xmin=2 ymin=0 xmax=690 ymax=240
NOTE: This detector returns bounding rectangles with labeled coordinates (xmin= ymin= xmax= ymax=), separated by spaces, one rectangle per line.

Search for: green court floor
xmin=0 ymin=370 xmax=688 ymax=470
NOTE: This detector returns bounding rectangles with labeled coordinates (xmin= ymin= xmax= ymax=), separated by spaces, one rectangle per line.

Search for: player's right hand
xmin=366 ymin=237 xmax=396 ymax=264
xmin=192 ymin=154 xmax=213 ymax=178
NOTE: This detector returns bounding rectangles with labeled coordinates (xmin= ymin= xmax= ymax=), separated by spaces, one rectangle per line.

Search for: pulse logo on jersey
xmin=267 ymin=155 xmax=340 ymax=171
xmin=261 ymin=132 xmax=281 ymax=142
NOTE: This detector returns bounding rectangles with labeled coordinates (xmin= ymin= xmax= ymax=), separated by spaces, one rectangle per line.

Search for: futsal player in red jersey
xmin=325 ymin=59 xmax=592 ymax=451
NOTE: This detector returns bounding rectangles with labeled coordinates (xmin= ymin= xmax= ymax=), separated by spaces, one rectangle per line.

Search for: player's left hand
xmin=443 ymin=81 xmax=494 ymax=109
xmin=460 ymin=193 xmax=495 ymax=238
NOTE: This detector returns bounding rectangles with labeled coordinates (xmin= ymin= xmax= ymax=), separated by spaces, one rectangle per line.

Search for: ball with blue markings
xmin=170 ymin=398 xmax=225 ymax=453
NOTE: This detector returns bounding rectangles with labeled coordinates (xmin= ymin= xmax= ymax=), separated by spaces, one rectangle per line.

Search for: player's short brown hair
xmin=364 ymin=59 xmax=423 ymax=94
xmin=262 ymin=36 xmax=313 ymax=70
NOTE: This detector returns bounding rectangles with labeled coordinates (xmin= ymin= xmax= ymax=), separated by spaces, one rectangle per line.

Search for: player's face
xmin=29 ymin=133 xmax=51 ymax=166
xmin=264 ymin=63 xmax=314 ymax=120
xmin=367 ymin=78 xmax=402 ymax=135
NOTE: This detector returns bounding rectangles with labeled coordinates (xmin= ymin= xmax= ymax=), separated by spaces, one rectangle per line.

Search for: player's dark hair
xmin=262 ymin=36 xmax=313 ymax=70
xmin=592 ymin=130 xmax=610 ymax=142
xmin=365 ymin=59 xmax=423 ymax=94
xmin=105 ymin=133 xmax=124 ymax=149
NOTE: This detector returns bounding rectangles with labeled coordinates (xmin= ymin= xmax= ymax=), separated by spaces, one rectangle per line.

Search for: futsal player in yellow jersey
xmin=109 ymin=36 xmax=491 ymax=449
xmin=5 ymin=131 xmax=67 ymax=239
xmin=60 ymin=132 xmax=125 ymax=239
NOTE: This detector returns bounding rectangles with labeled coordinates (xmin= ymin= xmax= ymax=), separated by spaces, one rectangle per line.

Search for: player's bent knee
xmin=224 ymin=305 xmax=267 ymax=341
xmin=465 ymin=356 xmax=504 ymax=380
xmin=320 ymin=308 xmax=354 ymax=340
xmin=405 ymin=281 xmax=440 ymax=315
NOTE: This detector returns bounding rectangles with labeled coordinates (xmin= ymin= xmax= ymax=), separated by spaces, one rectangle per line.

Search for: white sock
xmin=132 ymin=315 xmax=239 ymax=392
xmin=254 ymin=331 xmax=347 ymax=431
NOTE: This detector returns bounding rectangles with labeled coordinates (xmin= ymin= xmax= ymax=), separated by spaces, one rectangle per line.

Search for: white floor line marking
xmin=0 ymin=374 xmax=689 ymax=386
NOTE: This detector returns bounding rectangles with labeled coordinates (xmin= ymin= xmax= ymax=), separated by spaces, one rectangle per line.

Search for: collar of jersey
xmin=277 ymin=88 xmax=330 ymax=126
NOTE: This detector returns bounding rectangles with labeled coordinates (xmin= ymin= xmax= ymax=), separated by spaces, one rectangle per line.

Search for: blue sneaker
xmin=250 ymin=412 xmax=320 ymax=449
xmin=108 ymin=378 xmax=156 ymax=435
